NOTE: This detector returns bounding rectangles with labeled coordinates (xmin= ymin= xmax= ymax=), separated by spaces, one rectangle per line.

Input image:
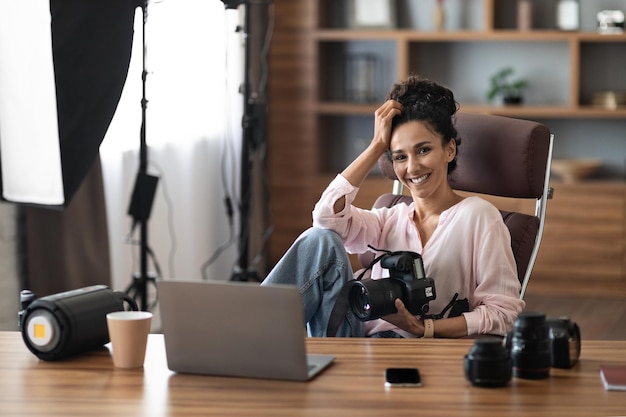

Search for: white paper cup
xmin=106 ymin=311 xmax=153 ymax=369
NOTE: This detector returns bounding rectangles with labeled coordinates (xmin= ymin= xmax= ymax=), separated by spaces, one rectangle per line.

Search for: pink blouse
xmin=313 ymin=174 xmax=525 ymax=337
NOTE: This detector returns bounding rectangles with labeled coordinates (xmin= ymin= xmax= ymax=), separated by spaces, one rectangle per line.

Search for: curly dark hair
xmin=385 ymin=75 xmax=461 ymax=174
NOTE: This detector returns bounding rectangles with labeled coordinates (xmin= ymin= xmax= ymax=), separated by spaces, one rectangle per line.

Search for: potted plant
xmin=486 ymin=67 xmax=528 ymax=105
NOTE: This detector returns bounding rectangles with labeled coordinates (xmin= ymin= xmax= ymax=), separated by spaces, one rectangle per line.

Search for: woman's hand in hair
xmin=372 ymin=100 xmax=403 ymax=152
xmin=339 ymin=100 xmax=403 ymax=190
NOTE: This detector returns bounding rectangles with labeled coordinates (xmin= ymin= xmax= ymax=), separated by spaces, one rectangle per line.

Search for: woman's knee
xmin=298 ymin=227 xmax=343 ymax=249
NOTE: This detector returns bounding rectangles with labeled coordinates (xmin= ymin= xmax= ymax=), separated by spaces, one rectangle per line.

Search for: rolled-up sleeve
xmin=312 ymin=174 xmax=359 ymax=236
xmin=312 ymin=174 xmax=394 ymax=255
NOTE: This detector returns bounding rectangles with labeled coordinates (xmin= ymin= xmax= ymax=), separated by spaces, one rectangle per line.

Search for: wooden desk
xmin=0 ymin=331 xmax=624 ymax=416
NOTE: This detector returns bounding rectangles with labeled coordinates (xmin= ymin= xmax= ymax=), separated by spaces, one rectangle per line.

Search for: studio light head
xmin=19 ymin=285 xmax=137 ymax=361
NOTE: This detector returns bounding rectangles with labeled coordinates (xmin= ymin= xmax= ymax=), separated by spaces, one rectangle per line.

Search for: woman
xmin=262 ymin=76 xmax=524 ymax=338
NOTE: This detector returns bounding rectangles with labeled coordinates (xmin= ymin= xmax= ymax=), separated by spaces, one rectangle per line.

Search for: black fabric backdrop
xmin=49 ymin=0 xmax=141 ymax=204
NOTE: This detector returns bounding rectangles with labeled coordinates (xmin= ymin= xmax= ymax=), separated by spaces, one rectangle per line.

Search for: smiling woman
xmin=262 ymin=75 xmax=524 ymax=340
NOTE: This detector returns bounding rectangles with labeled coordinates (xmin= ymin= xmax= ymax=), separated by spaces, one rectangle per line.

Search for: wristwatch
xmin=423 ymin=319 xmax=434 ymax=338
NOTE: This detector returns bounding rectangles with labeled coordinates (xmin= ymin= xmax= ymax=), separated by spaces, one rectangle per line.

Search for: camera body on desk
xmin=546 ymin=316 xmax=581 ymax=369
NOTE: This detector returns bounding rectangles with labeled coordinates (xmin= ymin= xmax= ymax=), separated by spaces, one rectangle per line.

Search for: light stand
xmin=126 ymin=0 xmax=159 ymax=311
xmin=222 ymin=0 xmax=266 ymax=282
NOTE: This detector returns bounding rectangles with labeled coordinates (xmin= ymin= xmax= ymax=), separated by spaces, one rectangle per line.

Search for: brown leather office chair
xmin=358 ymin=112 xmax=554 ymax=299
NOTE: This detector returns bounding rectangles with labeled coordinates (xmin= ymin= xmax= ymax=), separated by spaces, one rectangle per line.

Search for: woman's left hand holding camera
xmin=383 ymin=298 xmax=470 ymax=338
xmin=383 ymin=299 xmax=426 ymax=337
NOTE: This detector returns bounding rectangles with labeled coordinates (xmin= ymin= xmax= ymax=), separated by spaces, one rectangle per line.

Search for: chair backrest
xmin=363 ymin=112 xmax=554 ymax=299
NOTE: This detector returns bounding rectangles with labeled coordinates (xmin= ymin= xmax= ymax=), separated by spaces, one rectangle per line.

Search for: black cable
xmin=201 ymin=195 xmax=236 ymax=280
xmin=257 ymin=1 xmax=274 ymax=100
xmin=125 ymin=235 xmax=163 ymax=279
xmin=124 ymin=235 xmax=161 ymax=312
xmin=119 ymin=292 xmax=139 ymax=311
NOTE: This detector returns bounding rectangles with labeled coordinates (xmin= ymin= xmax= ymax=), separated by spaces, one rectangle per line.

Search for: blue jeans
xmin=261 ymin=227 xmax=365 ymax=337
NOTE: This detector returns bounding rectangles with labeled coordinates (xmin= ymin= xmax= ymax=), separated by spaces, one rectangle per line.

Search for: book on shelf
xmin=600 ymin=365 xmax=626 ymax=391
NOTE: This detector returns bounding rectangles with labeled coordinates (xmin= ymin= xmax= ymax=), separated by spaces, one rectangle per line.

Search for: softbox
xmin=0 ymin=0 xmax=141 ymax=207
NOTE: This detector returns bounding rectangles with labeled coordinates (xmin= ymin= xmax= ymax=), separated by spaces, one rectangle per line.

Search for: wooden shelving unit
xmin=313 ymin=2 xmax=626 ymax=119
xmin=267 ymin=0 xmax=626 ymax=293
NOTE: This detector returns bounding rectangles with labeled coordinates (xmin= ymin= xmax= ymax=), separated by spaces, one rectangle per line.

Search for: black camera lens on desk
xmin=464 ymin=336 xmax=512 ymax=387
xmin=510 ymin=312 xmax=552 ymax=379
xmin=465 ymin=313 xmax=581 ymax=387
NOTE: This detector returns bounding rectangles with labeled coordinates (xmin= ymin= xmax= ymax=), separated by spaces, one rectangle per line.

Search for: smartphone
xmin=385 ymin=367 xmax=422 ymax=387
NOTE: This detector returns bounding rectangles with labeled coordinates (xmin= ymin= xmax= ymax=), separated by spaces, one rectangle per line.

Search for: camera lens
xmin=464 ymin=336 xmax=512 ymax=387
xmin=348 ymin=278 xmax=404 ymax=320
xmin=511 ymin=312 xmax=551 ymax=379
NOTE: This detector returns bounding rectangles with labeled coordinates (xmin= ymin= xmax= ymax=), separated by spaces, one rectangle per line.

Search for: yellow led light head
xmin=19 ymin=285 xmax=137 ymax=361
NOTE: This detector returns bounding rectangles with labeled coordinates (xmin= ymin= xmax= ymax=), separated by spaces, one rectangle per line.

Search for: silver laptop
xmin=157 ymin=280 xmax=335 ymax=381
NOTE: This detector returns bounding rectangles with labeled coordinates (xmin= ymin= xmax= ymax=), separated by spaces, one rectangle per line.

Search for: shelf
xmin=315 ymin=29 xmax=626 ymax=43
xmin=462 ymin=105 xmax=626 ymax=119
xmin=316 ymin=102 xmax=626 ymax=119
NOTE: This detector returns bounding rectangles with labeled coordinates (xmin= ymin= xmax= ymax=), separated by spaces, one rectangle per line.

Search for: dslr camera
xmin=348 ymin=251 xmax=436 ymax=321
